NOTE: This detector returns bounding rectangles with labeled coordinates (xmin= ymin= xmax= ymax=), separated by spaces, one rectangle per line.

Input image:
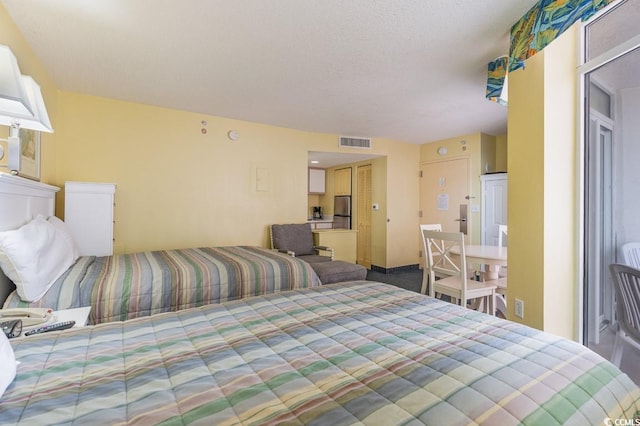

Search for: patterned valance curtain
xmin=486 ymin=56 xmax=509 ymax=106
xmin=486 ymin=0 xmax=616 ymax=104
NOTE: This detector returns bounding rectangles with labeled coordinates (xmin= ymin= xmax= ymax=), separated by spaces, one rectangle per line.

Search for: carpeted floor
xmin=366 ymin=269 xmax=423 ymax=294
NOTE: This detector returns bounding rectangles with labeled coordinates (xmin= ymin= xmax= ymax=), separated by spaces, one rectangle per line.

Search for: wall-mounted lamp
xmin=0 ymin=45 xmax=53 ymax=174
xmin=0 ymin=46 xmax=32 ymax=118
xmin=437 ymin=146 xmax=447 ymax=156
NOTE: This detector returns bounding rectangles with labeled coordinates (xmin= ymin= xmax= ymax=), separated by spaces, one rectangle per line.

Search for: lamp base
xmin=7 ymin=126 xmax=20 ymax=173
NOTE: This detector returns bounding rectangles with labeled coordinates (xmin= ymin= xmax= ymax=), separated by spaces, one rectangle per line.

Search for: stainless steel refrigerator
xmin=333 ymin=196 xmax=351 ymax=229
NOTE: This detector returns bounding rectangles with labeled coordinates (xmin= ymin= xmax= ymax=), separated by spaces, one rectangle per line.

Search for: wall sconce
xmin=0 ymin=45 xmax=53 ymax=174
xmin=437 ymin=146 xmax=448 ymax=156
xmin=0 ymin=46 xmax=32 ymax=118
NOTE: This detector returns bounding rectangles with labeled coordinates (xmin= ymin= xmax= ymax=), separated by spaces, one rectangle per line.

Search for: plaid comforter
xmin=3 ymin=246 xmax=321 ymax=323
xmin=3 ymin=281 xmax=639 ymax=425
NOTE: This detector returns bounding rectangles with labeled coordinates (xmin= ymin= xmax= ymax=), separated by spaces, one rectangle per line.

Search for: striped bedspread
xmin=3 ymin=246 xmax=321 ymax=323
xmin=3 ymin=281 xmax=639 ymax=425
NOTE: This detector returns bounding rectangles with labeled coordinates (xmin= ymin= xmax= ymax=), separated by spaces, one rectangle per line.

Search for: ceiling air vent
xmin=339 ymin=136 xmax=371 ymax=149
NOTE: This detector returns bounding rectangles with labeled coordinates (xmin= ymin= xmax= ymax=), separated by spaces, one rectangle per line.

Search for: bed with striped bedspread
xmin=2 ymin=246 xmax=321 ymax=324
xmin=2 ymin=281 xmax=639 ymax=425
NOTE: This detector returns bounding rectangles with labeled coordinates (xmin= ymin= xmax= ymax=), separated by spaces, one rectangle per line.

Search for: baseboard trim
xmin=370 ymin=264 xmax=420 ymax=274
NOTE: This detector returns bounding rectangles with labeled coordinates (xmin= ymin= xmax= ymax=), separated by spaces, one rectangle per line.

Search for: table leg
xmin=486 ymin=265 xmax=501 ymax=280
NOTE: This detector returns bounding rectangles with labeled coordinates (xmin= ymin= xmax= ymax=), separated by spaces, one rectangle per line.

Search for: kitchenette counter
xmin=307 ymin=219 xmax=333 ymax=229
xmin=311 ymin=228 xmax=354 ymax=234
xmin=312 ymin=229 xmax=358 ymax=263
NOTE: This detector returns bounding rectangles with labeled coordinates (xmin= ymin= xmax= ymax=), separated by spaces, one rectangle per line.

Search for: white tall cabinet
xmin=65 ymin=181 xmax=116 ymax=256
xmin=481 ymin=173 xmax=507 ymax=246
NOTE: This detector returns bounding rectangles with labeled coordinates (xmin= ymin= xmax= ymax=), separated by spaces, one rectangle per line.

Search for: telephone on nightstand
xmin=0 ymin=308 xmax=53 ymax=327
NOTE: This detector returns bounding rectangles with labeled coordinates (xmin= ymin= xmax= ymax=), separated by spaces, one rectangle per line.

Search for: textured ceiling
xmin=1 ymin=0 xmax=539 ymax=145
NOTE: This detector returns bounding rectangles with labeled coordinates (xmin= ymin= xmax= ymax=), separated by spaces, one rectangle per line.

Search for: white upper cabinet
xmin=308 ymin=168 xmax=325 ymax=194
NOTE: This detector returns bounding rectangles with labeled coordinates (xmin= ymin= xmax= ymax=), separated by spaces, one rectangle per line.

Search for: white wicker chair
xmin=421 ymin=229 xmax=496 ymax=315
xmin=608 ymin=263 xmax=640 ymax=367
xmin=419 ymin=224 xmax=442 ymax=294
xmin=621 ymin=242 xmax=640 ymax=269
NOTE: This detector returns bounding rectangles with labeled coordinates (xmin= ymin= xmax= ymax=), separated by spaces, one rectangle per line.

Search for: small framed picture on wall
xmin=17 ymin=128 xmax=40 ymax=181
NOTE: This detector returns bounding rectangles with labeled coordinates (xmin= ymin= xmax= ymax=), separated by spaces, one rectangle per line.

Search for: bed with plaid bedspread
xmin=2 ymin=281 xmax=639 ymax=425
xmin=2 ymin=246 xmax=321 ymax=324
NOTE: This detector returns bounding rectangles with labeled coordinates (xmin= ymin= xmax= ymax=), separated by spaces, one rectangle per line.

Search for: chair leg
xmin=470 ymin=298 xmax=482 ymax=312
xmin=420 ymin=272 xmax=428 ymax=295
xmin=611 ymin=330 xmax=625 ymax=367
xmin=475 ymin=294 xmax=496 ymax=316
xmin=495 ymin=294 xmax=507 ymax=318
xmin=488 ymin=291 xmax=495 ymax=316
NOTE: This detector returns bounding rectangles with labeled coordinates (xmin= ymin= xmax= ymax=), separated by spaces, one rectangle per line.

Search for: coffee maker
xmin=312 ymin=206 xmax=323 ymax=219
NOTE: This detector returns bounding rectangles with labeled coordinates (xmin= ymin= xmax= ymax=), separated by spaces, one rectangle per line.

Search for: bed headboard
xmin=0 ymin=172 xmax=60 ymax=305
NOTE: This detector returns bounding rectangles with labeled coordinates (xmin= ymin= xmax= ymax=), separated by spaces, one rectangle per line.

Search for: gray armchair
xmin=270 ymin=223 xmax=334 ymax=263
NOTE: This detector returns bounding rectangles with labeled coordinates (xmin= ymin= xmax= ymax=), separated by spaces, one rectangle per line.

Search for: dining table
xmin=449 ymin=244 xmax=508 ymax=317
xmin=451 ymin=244 xmax=507 ymax=280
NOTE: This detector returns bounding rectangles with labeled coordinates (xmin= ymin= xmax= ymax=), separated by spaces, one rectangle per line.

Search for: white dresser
xmin=64 ymin=181 xmax=116 ymax=256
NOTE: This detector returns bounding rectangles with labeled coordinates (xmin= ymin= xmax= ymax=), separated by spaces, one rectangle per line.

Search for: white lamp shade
xmin=0 ymin=45 xmax=33 ymax=118
xmin=21 ymin=76 xmax=51 ymax=132
xmin=0 ymin=75 xmax=52 ymax=133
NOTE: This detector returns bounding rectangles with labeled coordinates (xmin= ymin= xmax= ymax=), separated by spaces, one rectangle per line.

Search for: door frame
xmin=576 ymin=13 xmax=640 ymax=343
xmin=586 ymin=109 xmax=615 ymax=345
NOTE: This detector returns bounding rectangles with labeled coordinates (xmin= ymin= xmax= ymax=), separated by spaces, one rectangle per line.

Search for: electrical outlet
xmin=515 ymin=298 xmax=524 ymax=319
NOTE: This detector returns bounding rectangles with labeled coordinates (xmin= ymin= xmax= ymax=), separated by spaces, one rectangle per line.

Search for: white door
xmin=481 ymin=174 xmax=508 ymax=246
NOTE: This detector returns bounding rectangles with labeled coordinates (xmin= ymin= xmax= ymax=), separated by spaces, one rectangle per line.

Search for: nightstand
xmin=52 ymin=306 xmax=92 ymax=327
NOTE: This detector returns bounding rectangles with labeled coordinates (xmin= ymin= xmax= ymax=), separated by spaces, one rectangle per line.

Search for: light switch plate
xmin=515 ymin=298 xmax=524 ymax=319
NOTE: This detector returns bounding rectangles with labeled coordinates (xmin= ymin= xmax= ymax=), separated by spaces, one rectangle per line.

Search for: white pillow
xmin=47 ymin=216 xmax=79 ymax=261
xmin=0 ymin=332 xmax=16 ymax=397
xmin=0 ymin=215 xmax=79 ymax=302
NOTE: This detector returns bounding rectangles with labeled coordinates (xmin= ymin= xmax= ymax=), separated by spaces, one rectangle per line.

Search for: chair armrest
xmin=313 ymin=245 xmax=335 ymax=261
xmin=273 ymin=248 xmax=296 ymax=257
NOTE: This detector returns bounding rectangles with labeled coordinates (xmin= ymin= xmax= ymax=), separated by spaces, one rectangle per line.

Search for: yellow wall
xmin=480 ymin=133 xmax=497 ymax=174
xmin=495 ymin=134 xmax=508 ymax=172
xmin=53 ymin=91 xmax=420 ymax=267
xmin=542 ymin=25 xmax=578 ymax=339
xmin=508 ymin=50 xmax=545 ymax=330
xmin=507 ymin=25 xmax=578 ymax=338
